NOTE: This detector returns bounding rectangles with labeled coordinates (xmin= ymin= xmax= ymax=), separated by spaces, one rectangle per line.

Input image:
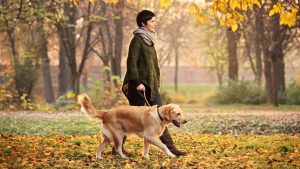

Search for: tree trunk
xmin=216 ymin=63 xmax=223 ymax=87
xmin=112 ymin=0 xmax=124 ymax=77
xmin=226 ymin=30 xmax=238 ymax=81
xmin=6 ymin=29 xmax=19 ymax=66
xmin=257 ymin=6 xmax=276 ymax=105
xmin=174 ymin=45 xmax=179 ymax=92
xmin=277 ymin=54 xmax=285 ymax=94
xmin=254 ymin=8 xmax=263 ymax=85
xmin=56 ymin=2 xmax=78 ymax=94
xmin=270 ymin=14 xmax=282 ymax=106
xmin=37 ymin=18 xmax=55 ymax=103
xmin=78 ymin=2 xmax=93 ymax=89
xmin=58 ymin=36 xmax=71 ymax=96
xmin=243 ymin=31 xmax=257 ymax=80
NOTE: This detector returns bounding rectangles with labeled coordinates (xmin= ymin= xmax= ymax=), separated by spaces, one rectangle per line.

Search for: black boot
xmin=159 ymin=127 xmax=187 ymax=156
xmin=111 ymin=136 xmax=131 ymax=156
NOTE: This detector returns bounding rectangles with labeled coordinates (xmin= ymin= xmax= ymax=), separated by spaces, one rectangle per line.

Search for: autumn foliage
xmin=1 ymin=134 xmax=299 ymax=168
xmin=88 ymin=0 xmax=299 ymax=32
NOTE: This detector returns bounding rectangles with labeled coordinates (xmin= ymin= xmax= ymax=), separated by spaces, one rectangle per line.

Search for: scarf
xmin=133 ymin=27 xmax=156 ymax=46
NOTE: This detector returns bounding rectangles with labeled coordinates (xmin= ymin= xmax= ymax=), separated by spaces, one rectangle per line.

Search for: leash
xmin=138 ymin=90 xmax=163 ymax=121
xmin=138 ymin=90 xmax=151 ymax=106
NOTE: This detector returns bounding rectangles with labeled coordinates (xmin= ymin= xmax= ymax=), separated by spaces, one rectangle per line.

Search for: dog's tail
xmin=78 ymin=94 xmax=105 ymax=119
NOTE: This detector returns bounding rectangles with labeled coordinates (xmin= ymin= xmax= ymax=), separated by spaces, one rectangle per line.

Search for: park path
xmin=0 ymin=108 xmax=300 ymax=121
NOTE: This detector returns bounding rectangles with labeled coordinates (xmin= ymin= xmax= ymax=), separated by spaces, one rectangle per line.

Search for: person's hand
xmin=122 ymin=83 xmax=128 ymax=95
xmin=136 ymin=84 xmax=145 ymax=92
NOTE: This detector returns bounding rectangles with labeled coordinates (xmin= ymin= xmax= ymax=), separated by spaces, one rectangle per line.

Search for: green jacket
xmin=123 ymin=34 xmax=160 ymax=101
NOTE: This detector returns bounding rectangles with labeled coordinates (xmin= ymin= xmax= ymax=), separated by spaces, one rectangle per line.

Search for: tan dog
xmin=78 ymin=94 xmax=187 ymax=159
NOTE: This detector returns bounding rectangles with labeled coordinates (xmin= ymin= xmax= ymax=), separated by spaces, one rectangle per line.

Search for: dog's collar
xmin=157 ymin=106 xmax=163 ymax=121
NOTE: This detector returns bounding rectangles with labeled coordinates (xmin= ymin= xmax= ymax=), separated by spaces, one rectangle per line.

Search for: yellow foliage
xmin=229 ymin=0 xmax=240 ymax=10
xmin=192 ymin=0 xmax=297 ymax=31
xmin=160 ymin=0 xmax=172 ymax=8
xmin=71 ymin=0 xmax=78 ymax=6
xmin=162 ymin=158 xmax=171 ymax=168
xmin=105 ymin=0 xmax=119 ymax=4
xmin=189 ymin=3 xmax=208 ymax=24
xmin=269 ymin=3 xmax=298 ymax=27
xmin=231 ymin=23 xmax=238 ymax=32
xmin=241 ymin=1 xmax=248 ymax=11
xmin=0 ymin=134 xmax=299 ymax=168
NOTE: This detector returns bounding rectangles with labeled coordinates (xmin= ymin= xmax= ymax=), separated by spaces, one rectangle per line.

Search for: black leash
xmin=138 ymin=90 xmax=151 ymax=106
xmin=138 ymin=90 xmax=163 ymax=121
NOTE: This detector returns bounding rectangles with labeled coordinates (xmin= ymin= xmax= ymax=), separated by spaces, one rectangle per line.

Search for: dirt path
xmin=0 ymin=111 xmax=83 ymax=118
xmin=1 ymin=109 xmax=300 ymax=121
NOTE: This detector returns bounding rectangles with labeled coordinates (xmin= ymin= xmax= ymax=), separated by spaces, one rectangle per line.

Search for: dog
xmin=78 ymin=94 xmax=187 ymax=159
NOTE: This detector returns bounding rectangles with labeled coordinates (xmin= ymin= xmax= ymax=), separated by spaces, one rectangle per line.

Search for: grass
xmin=181 ymin=104 xmax=300 ymax=113
xmin=161 ymin=83 xmax=218 ymax=104
xmin=160 ymin=83 xmax=300 ymax=111
xmin=0 ymin=110 xmax=299 ymax=135
xmin=0 ymin=117 xmax=101 ymax=135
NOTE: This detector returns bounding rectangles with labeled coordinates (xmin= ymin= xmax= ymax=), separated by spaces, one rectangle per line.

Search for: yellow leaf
xmin=248 ymin=3 xmax=253 ymax=11
xmin=191 ymin=3 xmax=208 ymax=24
xmin=70 ymin=0 xmax=78 ymax=6
xmin=162 ymin=158 xmax=171 ymax=168
xmin=209 ymin=7 xmax=215 ymax=16
xmin=219 ymin=18 xmax=226 ymax=26
xmin=291 ymin=8 xmax=298 ymax=14
xmin=230 ymin=0 xmax=240 ymax=10
xmin=197 ymin=15 xmax=208 ymax=24
xmin=66 ymin=91 xmax=75 ymax=99
xmin=189 ymin=4 xmax=197 ymax=13
xmin=269 ymin=9 xmax=275 ymax=16
xmin=124 ymin=163 xmax=132 ymax=169
xmin=231 ymin=23 xmax=238 ymax=32
xmin=241 ymin=1 xmax=248 ymax=11
xmin=253 ymin=0 xmax=261 ymax=8
xmin=160 ymin=0 xmax=172 ymax=8
xmin=106 ymin=0 xmax=119 ymax=4
xmin=280 ymin=11 xmax=297 ymax=27
xmin=218 ymin=3 xmax=228 ymax=13
xmin=226 ymin=13 xmax=233 ymax=18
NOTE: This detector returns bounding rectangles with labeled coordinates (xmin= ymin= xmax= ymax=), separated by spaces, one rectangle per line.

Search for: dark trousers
xmin=127 ymin=82 xmax=161 ymax=106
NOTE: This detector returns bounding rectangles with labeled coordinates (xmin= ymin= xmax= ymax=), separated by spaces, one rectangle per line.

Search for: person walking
xmin=120 ymin=10 xmax=186 ymax=156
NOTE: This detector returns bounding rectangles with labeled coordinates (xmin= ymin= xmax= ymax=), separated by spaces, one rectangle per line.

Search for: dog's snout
xmin=183 ymin=120 xmax=187 ymax=124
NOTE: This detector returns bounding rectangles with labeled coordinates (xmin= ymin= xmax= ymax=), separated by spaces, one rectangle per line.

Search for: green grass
xmin=161 ymin=83 xmax=218 ymax=104
xmin=181 ymin=104 xmax=300 ymax=113
xmin=160 ymin=83 xmax=300 ymax=111
xmin=0 ymin=117 xmax=101 ymax=135
xmin=1 ymin=110 xmax=299 ymax=136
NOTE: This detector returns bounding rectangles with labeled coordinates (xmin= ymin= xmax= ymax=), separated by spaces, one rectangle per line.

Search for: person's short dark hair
xmin=136 ymin=10 xmax=155 ymax=27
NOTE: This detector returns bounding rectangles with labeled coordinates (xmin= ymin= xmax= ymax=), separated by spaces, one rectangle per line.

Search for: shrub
xmin=160 ymin=92 xmax=186 ymax=104
xmin=285 ymin=82 xmax=300 ymax=104
xmin=85 ymin=67 xmax=127 ymax=109
xmin=14 ymin=53 xmax=39 ymax=102
xmin=0 ymin=72 xmax=36 ymax=111
xmin=0 ymin=52 xmax=39 ymax=111
xmin=214 ymin=80 xmax=266 ymax=104
xmin=53 ymin=91 xmax=77 ymax=111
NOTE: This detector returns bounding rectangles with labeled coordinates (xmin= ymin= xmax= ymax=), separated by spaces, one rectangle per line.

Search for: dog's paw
xmin=121 ymin=156 xmax=128 ymax=159
xmin=143 ymin=155 xmax=150 ymax=160
xmin=169 ymin=153 xmax=176 ymax=158
xmin=96 ymin=155 xmax=103 ymax=160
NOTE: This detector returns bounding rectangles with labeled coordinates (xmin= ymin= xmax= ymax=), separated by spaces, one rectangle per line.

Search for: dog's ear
xmin=163 ymin=106 xmax=173 ymax=121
